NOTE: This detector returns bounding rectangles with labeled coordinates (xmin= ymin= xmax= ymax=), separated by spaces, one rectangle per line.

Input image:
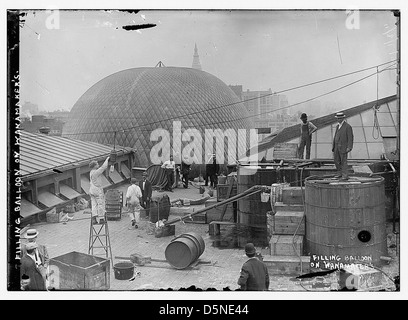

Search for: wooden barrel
xmin=237 ymin=166 xmax=275 ymax=247
xmin=304 ymin=175 xmax=388 ymax=266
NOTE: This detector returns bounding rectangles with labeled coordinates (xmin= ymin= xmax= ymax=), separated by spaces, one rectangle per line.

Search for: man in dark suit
xmin=180 ymin=156 xmax=191 ymax=188
xmin=21 ymin=228 xmax=49 ymax=284
xmin=205 ymin=154 xmax=219 ymax=188
xmin=237 ymin=243 xmax=269 ymax=291
xmin=139 ymin=171 xmax=152 ymax=219
xmin=332 ymin=112 xmax=354 ymax=180
xmin=20 ymin=242 xmax=46 ymax=290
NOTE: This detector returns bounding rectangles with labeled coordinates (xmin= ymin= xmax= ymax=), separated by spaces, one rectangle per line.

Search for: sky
xmin=18 ymin=9 xmax=399 ymax=116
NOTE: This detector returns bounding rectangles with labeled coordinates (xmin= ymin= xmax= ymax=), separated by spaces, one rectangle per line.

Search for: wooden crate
xmin=282 ymin=187 xmax=304 ymax=205
xmin=184 ymin=212 xmax=206 ymax=224
xmin=274 ymin=202 xmax=304 ymax=212
xmin=270 ymin=234 xmax=304 ymax=256
xmin=217 ymin=184 xmax=237 ymax=201
xmin=49 ymin=251 xmax=110 ymax=290
xmin=263 ymin=255 xmax=310 ymax=275
xmin=272 ymin=211 xmax=305 ymax=235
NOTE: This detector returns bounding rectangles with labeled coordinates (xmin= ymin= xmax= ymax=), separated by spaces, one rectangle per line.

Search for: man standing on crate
xmin=89 ymin=156 xmax=110 ymax=224
xmin=126 ymin=178 xmax=143 ymax=229
xmin=139 ymin=171 xmax=152 ymax=219
xmin=237 ymin=243 xmax=269 ymax=291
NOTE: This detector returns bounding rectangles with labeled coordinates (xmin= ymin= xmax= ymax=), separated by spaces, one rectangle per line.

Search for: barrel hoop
xmin=304 ymin=202 xmax=385 ymax=210
xmin=305 ymin=238 xmax=387 ymax=248
xmin=305 ymin=182 xmax=384 ymax=189
xmin=305 ymin=220 xmax=386 ymax=229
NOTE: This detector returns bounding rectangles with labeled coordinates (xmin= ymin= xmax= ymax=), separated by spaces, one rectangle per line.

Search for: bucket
xmin=304 ymin=175 xmax=388 ymax=266
xmin=113 ymin=262 xmax=134 ymax=280
xmin=165 ymin=232 xmax=205 ymax=269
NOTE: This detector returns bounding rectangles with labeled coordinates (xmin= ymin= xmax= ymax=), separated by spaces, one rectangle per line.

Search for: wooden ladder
xmin=88 ymin=216 xmax=113 ymax=267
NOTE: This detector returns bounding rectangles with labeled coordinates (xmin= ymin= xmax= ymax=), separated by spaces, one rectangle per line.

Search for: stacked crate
xmin=263 ymin=186 xmax=310 ymax=275
xmin=105 ymin=189 xmax=123 ymax=221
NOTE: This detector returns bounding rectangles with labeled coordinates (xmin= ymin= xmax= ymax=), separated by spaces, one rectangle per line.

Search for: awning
xmin=81 ymin=174 xmax=112 ymax=194
xmin=109 ymin=169 xmax=124 ymax=184
xmin=20 ymin=198 xmax=42 ymax=218
xmin=81 ymin=175 xmax=90 ymax=194
xmin=121 ymin=163 xmax=131 ymax=179
xmin=37 ymin=190 xmax=64 ymax=208
xmin=59 ymin=184 xmax=82 ymax=200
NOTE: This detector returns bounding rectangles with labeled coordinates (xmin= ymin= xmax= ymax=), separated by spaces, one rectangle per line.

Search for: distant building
xmin=192 ymin=43 xmax=202 ymax=70
xmin=21 ymin=115 xmax=65 ymax=136
xmin=228 ymin=87 xmax=296 ymax=138
xmin=21 ymin=101 xmax=39 ymax=117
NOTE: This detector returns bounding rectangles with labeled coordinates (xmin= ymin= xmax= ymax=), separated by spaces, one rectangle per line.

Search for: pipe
xmin=164 ymin=185 xmax=266 ymax=225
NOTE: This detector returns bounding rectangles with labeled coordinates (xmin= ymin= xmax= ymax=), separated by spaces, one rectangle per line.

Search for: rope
xmin=372 ymin=67 xmax=381 ymax=139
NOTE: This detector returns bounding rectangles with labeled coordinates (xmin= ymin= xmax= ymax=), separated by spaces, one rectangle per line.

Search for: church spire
xmin=192 ymin=43 xmax=202 ymax=70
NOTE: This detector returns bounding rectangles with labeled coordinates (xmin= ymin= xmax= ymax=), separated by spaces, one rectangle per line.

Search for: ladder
xmin=88 ymin=216 xmax=113 ymax=267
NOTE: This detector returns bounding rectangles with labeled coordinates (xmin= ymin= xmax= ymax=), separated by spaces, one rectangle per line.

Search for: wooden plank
xmin=282 ymin=187 xmax=304 ymax=205
xmin=272 ymin=210 xmax=305 ymax=235
xmin=273 ymin=143 xmax=298 ymax=159
xmin=352 ymin=165 xmax=373 ymax=174
xmin=270 ymin=235 xmax=304 ymax=256
xmin=274 ymin=202 xmax=304 ymax=212
xmin=219 ymin=178 xmax=235 ymax=220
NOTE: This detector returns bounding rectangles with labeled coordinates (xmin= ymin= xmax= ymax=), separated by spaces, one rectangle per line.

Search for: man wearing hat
xmin=332 ymin=112 xmax=354 ymax=180
xmin=22 ymin=228 xmax=49 ymax=283
xmin=180 ymin=156 xmax=192 ymax=189
xmin=89 ymin=156 xmax=110 ymax=224
xmin=20 ymin=242 xmax=46 ymax=290
xmin=298 ymin=113 xmax=317 ymax=159
xmin=205 ymin=153 xmax=219 ymax=188
xmin=161 ymin=155 xmax=176 ymax=192
xmin=237 ymin=243 xmax=270 ymax=291
xmin=139 ymin=172 xmax=152 ymax=219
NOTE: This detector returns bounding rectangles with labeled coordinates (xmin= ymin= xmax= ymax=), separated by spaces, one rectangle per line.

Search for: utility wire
xmin=61 ymin=60 xmax=397 ymax=137
xmin=209 ymin=62 xmax=397 ymax=127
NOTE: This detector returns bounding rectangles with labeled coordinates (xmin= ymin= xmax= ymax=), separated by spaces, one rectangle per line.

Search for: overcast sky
xmin=19 ymin=9 xmax=398 ymax=115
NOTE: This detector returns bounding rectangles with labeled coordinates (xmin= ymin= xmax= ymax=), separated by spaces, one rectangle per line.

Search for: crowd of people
xmin=19 ymin=112 xmax=354 ymax=290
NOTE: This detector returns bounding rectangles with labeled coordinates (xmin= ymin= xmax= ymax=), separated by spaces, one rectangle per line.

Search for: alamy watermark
xmin=149 ymin=121 xmax=259 ymax=165
xmin=345 ymin=8 xmax=360 ymax=30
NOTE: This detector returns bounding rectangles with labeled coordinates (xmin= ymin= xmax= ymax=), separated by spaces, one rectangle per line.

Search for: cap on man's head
xmin=335 ymin=112 xmax=346 ymax=119
xmin=300 ymin=113 xmax=308 ymax=120
xmin=244 ymin=243 xmax=256 ymax=255
xmin=26 ymin=229 xmax=39 ymax=239
xmin=25 ymin=242 xmax=38 ymax=251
